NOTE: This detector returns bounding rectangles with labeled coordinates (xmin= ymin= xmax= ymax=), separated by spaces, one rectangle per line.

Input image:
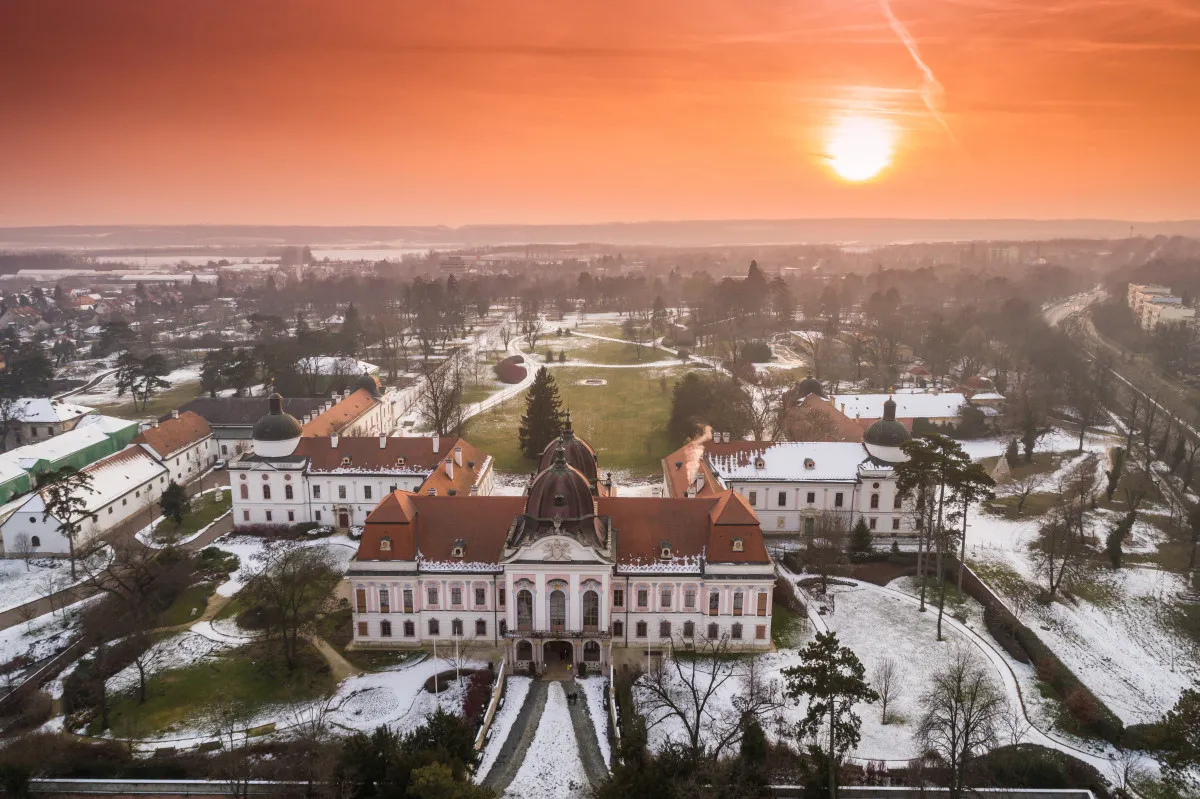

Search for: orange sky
xmin=2 ymin=0 xmax=1199 ymax=226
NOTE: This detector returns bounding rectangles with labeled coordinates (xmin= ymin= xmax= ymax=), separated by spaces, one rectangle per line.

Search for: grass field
xmin=100 ymin=641 xmax=335 ymax=737
xmin=157 ymin=582 xmax=217 ymax=627
xmin=463 ymin=365 xmax=682 ymax=478
xmin=98 ymin=381 xmax=203 ymax=420
xmin=149 ymin=492 xmax=232 ymax=545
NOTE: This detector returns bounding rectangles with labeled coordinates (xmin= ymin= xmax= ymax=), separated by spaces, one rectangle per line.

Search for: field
xmin=96 ymin=381 xmax=204 ymax=420
xmin=463 ymin=365 xmax=682 ymax=478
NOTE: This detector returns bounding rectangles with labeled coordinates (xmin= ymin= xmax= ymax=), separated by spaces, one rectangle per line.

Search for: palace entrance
xmin=542 ymin=640 xmax=574 ymax=680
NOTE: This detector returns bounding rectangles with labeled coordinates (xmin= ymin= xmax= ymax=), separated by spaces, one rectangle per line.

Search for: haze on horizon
xmin=2 ymin=1 xmax=1199 ymax=228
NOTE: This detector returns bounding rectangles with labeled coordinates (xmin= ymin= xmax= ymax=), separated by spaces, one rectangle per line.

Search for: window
xmin=731 ymin=623 xmax=743 ymax=640
xmin=834 ymin=492 xmax=844 ymax=508
xmin=683 ymin=621 xmax=695 ymax=637
xmin=451 ymin=586 xmax=463 ymax=606
xmin=265 ymin=510 xmax=273 ymax=522
xmin=757 ymin=592 xmax=768 ymax=616
xmin=356 ymin=588 xmax=367 ymax=613
xmin=709 ymin=591 xmax=719 ymax=616
xmin=357 ymin=622 xmax=368 ymax=637
xmin=806 ymin=491 xmax=816 ymax=504
xmin=313 ymin=485 xmax=321 ymax=498
xmin=427 ymin=586 xmax=439 ymax=605
xmin=894 ymin=494 xmax=903 ymax=509
xmin=380 ymin=620 xmax=392 ymax=637
xmin=613 ymin=620 xmax=624 ymax=637
xmin=583 ymin=641 xmax=600 ymax=662
xmin=517 ymin=590 xmax=533 ymax=630
xmin=892 ymin=518 xmax=901 ymax=530
xmin=684 ymin=588 xmax=695 ymax=609
xmin=637 ymin=588 xmax=648 ymax=608
xmin=660 ymin=587 xmax=672 ymax=608
xmin=428 ymin=619 xmax=440 ymax=636
xmin=222 ymin=444 xmax=229 ymax=455
xmin=517 ymin=640 xmax=533 ymax=661
xmin=659 ymin=621 xmax=671 ymax=638
xmin=403 ymin=588 xmax=413 ymax=613
xmin=550 ymin=590 xmax=566 ymax=629
xmin=403 ymin=620 xmax=415 ymax=637
xmin=476 ymin=619 xmax=487 ymax=636
xmin=315 ymin=510 xmax=321 ymax=521
xmin=804 ymin=517 xmax=814 ymax=534
xmin=636 ymin=621 xmax=647 ymax=638
xmin=583 ymin=591 xmax=599 ymax=628
xmin=733 ymin=591 xmax=743 ymax=616
xmin=451 ymin=619 xmax=463 ymax=636
xmin=756 ymin=625 xmax=767 ymax=640
xmin=243 ymin=510 xmax=250 ymax=521
xmin=748 ymin=490 xmax=757 ymax=506
xmin=499 ymin=620 xmax=507 ymax=636
xmin=379 ymin=588 xmax=390 ymax=613
xmin=870 ymin=493 xmax=879 ymax=509
xmin=613 ymin=588 xmax=624 ymax=608
xmin=732 ymin=537 xmax=744 ymax=552
xmin=30 ymin=535 xmax=39 ymax=548
xmin=778 ymin=491 xmax=787 ymax=507
xmin=338 ymin=485 xmax=347 ymax=499
xmin=239 ymin=484 xmax=248 ymax=500
xmin=869 ymin=517 xmax=877 ymax=530
xmin=263 ymin=485 xmax=271 ymax=500
xmin=287 ymin=510 xmax=295 ymax=522
xmin=475 ymin=587 xmax=486 ymax=606
xmin=284 ymin=484 xmax=293 ymax=500
xmin=499 ymin=587 xmax=506 ymax=607
xmin=707 ymin=623 xmax=719 ymax=639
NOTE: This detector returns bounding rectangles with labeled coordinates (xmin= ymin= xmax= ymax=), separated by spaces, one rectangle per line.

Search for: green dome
xmin=354 ymin=372 xmax=382 ymax=398
xmin=253 ymin=393 xmax=303 ymax=442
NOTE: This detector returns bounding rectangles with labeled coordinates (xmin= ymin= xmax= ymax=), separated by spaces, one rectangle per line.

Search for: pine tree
xmin=518 ymin=367 xmax=563 ymax=460
xmin=848 ymin=517 xmax=873 ymax=559
xmin=159 ymin=480 xmax=191 ymax=527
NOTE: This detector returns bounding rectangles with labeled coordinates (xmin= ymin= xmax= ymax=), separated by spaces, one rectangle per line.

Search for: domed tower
xmin=793 ymin=372 xmax=825 ymax=401
xmin=252 ymin=393 xmax=303 ymax=458
xmin=538 ymin=412 xmax=599 ymax=486
xmin=862 ymin=396 xmax=910 ymax=465
xmin=352 ymin=371 xmax=382 ymax=399
xmin=525 ymin=443 xmax=596 ymax=525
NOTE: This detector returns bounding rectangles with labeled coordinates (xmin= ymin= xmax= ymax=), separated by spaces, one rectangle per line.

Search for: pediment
xmin=510 ymin=534 xmax=608 ymax=564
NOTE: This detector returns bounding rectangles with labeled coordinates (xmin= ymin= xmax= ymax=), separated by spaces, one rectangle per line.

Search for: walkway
xmin=566 ymin=681 xmax=610 ymax=786
xmin=481 ymin=680 xmax=549 ymax=793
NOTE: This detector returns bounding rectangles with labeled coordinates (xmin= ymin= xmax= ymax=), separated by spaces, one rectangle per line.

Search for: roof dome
xmin=538 ymin=412 xmax=598 ymax=483
xmin=252 ymin=393 xmax=303 ymax=457
xmin=525 ymin=443 xmax=595 ymax=521
xmin=794 ymin=373 xmax=824 ymax=399
xmin=862 ymin=396 xmax=910 ymax=464
xmin=353 ymin=371 xmax=382 ymax=398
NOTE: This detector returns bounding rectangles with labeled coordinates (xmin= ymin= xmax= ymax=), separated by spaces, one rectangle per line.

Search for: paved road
xmin=566 ymin=681 xmax=610 ymax=786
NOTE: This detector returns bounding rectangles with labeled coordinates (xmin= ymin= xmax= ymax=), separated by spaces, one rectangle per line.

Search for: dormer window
xmin=341 ymin=456 xmax=352 ymax=466
xmin=804 ymin=458 xmax=815 ymax=470
xmin=659 ymin=540 xmax=672 ymax=559
xmin=732 ymin=537 xmax=744 ymax=552
xmin=553 ymin=493 xmax=565 ymax=506
xmin=754 ymin=457 xmax=765 ymax=470
xmin=397 ymin=456 xmax=406 ymax=466
xmin=380 ymin=536 xmax=392 ymax=552
xmin=451 ymin=538 xmax=466 ymax=558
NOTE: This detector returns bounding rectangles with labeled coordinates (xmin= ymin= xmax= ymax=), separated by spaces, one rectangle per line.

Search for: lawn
xmin=97 ymin=381 xmax=203 ymax=420
xmin=100 ymin=641 xmax=335 ymax=737
xmin=157 ymin=582 xmax=217 ymax=627
xmin=463 ymin=366 xmax=683 ymax=478
xmin=148 ymin=491 xmax=232 ymax=545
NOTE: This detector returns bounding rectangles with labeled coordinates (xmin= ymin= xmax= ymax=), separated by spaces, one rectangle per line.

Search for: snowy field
xmin=0 ymin=596 xmax=99 ymax=668
xmin=503 ymin=681 xmax=591 ymax=799
xmin=210 ymin=533 xmax=357 ymax=598
xmin=326 ymin=655 xmax=485 ymax=736
xmin=0 ymin=548 xmax=112 ymax=615
xmin=67 ymin=365 xmax=201 ymax=407
xmin=476 ymin=675 xmax=532 ymax=782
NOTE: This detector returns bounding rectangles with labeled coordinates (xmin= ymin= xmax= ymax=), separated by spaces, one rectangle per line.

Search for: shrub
xmin=231 ymin=523 xmax=292 ymax=539
xmin=983 ymin=607 xmax=1029 ymax=664
xmin=976 ymin=744 xmax=1112 ymax=799
xmin=1065 ymin=689 xmax=1100 ymax=726
xmin=1123 ymin=722 xmax=1169 ymax=751
xmin=743 ymin=341 xmax=772 ymax=363
xmin=576 ymin=661 xmax=588 ymax=678
xmin=461 ymin=670 xmax=492 ymax=726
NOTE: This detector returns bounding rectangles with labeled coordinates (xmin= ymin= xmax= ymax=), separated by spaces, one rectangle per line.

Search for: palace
xmin=345 ymin=416 xmax=775 ymax=671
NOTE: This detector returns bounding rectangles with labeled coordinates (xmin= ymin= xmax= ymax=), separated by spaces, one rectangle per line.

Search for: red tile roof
xmin=301 ymin=389 xmax=377 ymax=436
xmin=783 ymin=394 xmax=865 ymax=443
xmin=357 ymin=493 xmax=523 ymax=562
xmin=132 ymin=411 xmax=212 ymax=459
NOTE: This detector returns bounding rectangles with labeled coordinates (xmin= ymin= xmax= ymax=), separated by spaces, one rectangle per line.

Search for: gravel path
xmin=481 ymin=679 xmax=549 ymax=793
xmin=566 ymin=680 xmax=610 ymax=785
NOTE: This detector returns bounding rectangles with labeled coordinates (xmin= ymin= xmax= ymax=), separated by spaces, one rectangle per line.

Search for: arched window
xmin=239 ymin=484 xmax=249 ymax=500
xmin=583 ymin=641 xmax=600 ymax=662
xmin=517 ymin=640 xmax=533 ymax=661
xmin=517 ymin=589 xmax=533 ymax=631
xmin=30 ymin=535 xmax=40 ymax=548
xmin=284 ymin=484 xmax=294 ymax=500
xmin=262 ymin=485 xmax=271 ymax=500
xmin=549 ymin=589 xmax=566 ymax=630
xmin=582 ymin=590 xmax=599 ymax=629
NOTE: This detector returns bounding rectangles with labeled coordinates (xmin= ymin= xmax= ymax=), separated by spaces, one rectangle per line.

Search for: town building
xmin=1 ymin=446 xmax=168 ymax=557
xmin=166 ymin=396 xmax=329 ymax=459
xmin=346 ymin=428 xmax=775 ymax=671
xmin=0 ymin=414 xmax=139 ymax=492
xmin=2 ymin=398 xmax=95 ymax=450
xmin=132 ymin=410 xmax=218 ymax=484
xmin=1128 ymin=282 xmax=1196 ymax=330
xmin=663 ymin=389 xmax=915 ymax=538
xmin=229 ymin=394 xmax=494 ymax=531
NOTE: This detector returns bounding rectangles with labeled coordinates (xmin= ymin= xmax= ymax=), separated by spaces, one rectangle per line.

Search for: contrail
xmin=878 ymin=0 xmax=954 ymax=140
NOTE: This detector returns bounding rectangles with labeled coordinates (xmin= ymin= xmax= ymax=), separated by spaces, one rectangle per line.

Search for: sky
xmin=2 ymin=0 xmax=1200 ymax=226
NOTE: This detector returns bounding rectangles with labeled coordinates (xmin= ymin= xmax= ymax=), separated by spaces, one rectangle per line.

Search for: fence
xmin=472 ymin=657 xmax=507 ymax=753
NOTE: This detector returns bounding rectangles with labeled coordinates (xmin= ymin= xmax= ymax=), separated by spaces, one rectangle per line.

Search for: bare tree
xmin=498 ymin=323 xmax=513 ymax=352
xmin=805 ymin=512 xmax=848 ymax=594
xmin=872 ymin=657 xmax=905 ymax=725
xmin=1028 ymin=511 xmax=1091 ymax=600
xmin=12 ymin=533 xmax=36 ymax=571
xmin=521 ymin=314 xmax=546 ymax=354
xmin=1006 ymin=471 xmax=1045 ymax=516
xmin=999 ymin=696 xmax=1031 ymax=747
xmin=916 ymin=648 xmax=1007 ymax=799
xmin=745 ymin=383 xmax=783 ymax=441
xmin=417 ymin=361 xmax=464 ymax=437
xmin=794 ymin=330 xmax=831 ymax=379
xmin=244 ymin=542 xmax=340 ymax=670
xmin=1108 ymin=748 xmax=1151 ymax=796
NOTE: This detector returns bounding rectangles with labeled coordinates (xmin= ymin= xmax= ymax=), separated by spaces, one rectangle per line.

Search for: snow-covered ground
xmin=67 ymin=365 xmax=201 ymax=407
xmin=108 ymin=631 xmax=232 ymax=694
xmin=504 ymin=681 xmax=591 ymax=799
xmin=0 ymin=596 xmax=98 ymax=668
xmin=134 ymin=487 xmax=231 ymax=549
xmin=578 ymin=676 xmax=612 ymax=766
xmin=0 ymin=551 xmax=106 ymax=615
xmin=210 ymin=533 xmax=357 ymax=598
xmin=326 ymin=655 xmax=485 ymax=736
xmin=475 ymin=675 xmax=532 ymax=782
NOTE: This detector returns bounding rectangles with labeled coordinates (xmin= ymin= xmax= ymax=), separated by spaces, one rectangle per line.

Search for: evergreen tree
xmin=159 ymin=480 xmax=191 ymax=526
xmin=1161 ymin=686 xmax=1200 ymax=795
xmin=848 ymin=517 xmax=873 ymax=559
xmin=38 ymin=467 xmax=98 ymax=580
xmin=518 ymin=367 xmax=563 ymax=460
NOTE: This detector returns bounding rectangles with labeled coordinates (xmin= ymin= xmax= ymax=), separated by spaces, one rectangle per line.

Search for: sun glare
xmin=825 ymin=115 xmax=897 ymax=182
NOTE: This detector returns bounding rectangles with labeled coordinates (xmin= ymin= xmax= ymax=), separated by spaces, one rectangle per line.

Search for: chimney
xmin=840 ymin=402 xmax=845 ymax=413
xmin=427 ymin=487 xmax=437 ymax=496
xmin=153 ymin=420 xmax=159 ymax=428
xmin=432 ymin=434 xmax=440 ymax=453
xmin=331 ymin=435 xmax=339 ymax=448
xmin=469 ymin=485 xmax=479 ymax=495
xmin=453 ymin=446 xmax=462 ymax=467
xmin=379 ymin=435 xmax=387 ymax=449
xmin=445 ymin=457 xmax=454 ymax=480
xmin=331 ymin=391 xmax=338 ymax=401
xmin=171 ymin=410 xmax=179 ymax=419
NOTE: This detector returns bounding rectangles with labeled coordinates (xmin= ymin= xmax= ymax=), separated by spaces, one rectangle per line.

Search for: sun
xmin=824 ymin=115 xmax=897 ymax=182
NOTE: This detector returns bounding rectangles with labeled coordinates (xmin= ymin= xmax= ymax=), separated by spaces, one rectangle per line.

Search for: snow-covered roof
xmin=9 ymin=398 xmax=95 ymax=424
xmin=14 ymin=447 xmax=166 ymax=517
xmin=295 ymin=355 xmax=377 ymax=376
xmin=832 ymin=393 xmax=970 ymax=420
xmin=6 ymin=424 xmax=120 ymax=469
xmin=0 ymin=456 xmax=27 ymax=485
xmin=969 ymin=392 xmax=1005 ymax=401
xmin=707 ymin=441 xmax=871 ymax=483
xmin=75 ymin=414 xmax=138 ymax=436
